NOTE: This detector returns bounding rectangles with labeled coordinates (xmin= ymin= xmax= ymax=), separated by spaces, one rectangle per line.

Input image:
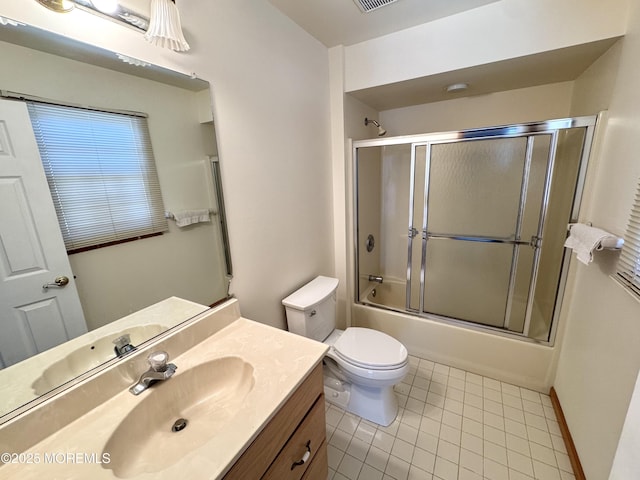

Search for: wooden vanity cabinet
xmin=223 ymin=363 xmax=327 ymax=480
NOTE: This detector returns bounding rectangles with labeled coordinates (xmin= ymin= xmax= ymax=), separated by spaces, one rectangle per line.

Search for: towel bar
xmin=566 ymin=222 xmax=623 ymax=250
xmin=567 ymin=222 xmax=592 ymax=230
xmin=164 ymin=209 xmax=217 ymax=220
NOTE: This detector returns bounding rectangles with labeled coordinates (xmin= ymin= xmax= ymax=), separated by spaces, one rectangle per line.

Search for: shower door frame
xmin=410 ymin=132 xmax=557 ymax=336
xmin=353 ymin=115 xmax=598 ymax=345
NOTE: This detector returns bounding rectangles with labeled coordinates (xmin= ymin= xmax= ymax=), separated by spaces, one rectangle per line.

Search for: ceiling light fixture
xmin=144 ymin=0 xmax=190 ymax=52
xmin=446 ymin=83 xmax=469 ymax=93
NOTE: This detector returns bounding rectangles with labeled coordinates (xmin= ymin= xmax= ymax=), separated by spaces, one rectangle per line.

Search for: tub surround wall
xmin=353 ymin=145 xmax=382 ymax=298
xmin=342 ymin=92 xmax=383 ymax=307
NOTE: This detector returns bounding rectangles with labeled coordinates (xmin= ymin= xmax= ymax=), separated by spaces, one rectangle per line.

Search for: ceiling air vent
xmin=353 ymin=0 xmax=399 ymax=13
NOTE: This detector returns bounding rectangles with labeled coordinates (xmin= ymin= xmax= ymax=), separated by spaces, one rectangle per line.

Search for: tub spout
xmin=368 ymin=275 xmax=383 ymax=284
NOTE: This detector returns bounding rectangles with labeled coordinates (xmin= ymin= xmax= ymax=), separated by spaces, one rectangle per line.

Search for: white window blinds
xmin=27 ymin=102 xmax=168 ymax=253
xmin=616 ymin=182 xmax=640 ymax=297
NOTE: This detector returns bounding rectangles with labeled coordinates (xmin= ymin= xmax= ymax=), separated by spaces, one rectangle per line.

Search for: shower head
xmin=365 ymin=117 xmax=387 ymax=136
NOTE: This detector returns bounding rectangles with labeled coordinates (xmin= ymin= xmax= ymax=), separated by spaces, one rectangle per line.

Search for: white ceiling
xmin=350 ymin=39 xmax=620 ymax=110
xmin=9 ymin=1 xmax=620 ymax=111
xmin=268 ymin=0 xmax=621 ymax=111
xmin=268 ymin=0 xmax=499 ymax=47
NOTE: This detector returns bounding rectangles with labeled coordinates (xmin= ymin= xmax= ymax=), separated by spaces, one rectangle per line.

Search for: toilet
xmin=282 ymin=276 xmax=408 ymax=426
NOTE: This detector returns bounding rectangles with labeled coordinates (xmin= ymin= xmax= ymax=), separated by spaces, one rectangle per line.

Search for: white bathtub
xmin=354 ymin=279 xmax=557 ymax=392
xmin=361 ymin=278 xmax=405 ymax=311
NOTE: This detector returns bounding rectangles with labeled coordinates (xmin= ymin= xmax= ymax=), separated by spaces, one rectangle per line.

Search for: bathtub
xmin=354 ymin=278 xmax=557 ymax=392
xmin=361 ymin=278 xmax=405 ymax=311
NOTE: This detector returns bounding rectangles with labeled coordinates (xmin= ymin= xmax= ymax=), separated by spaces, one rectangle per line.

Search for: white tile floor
xmin=325 ymin=356 xmax=575 ymax=480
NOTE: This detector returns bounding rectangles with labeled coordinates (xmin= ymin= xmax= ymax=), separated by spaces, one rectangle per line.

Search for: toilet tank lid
xmin=282 ymin=276 xmax=339 ymax=310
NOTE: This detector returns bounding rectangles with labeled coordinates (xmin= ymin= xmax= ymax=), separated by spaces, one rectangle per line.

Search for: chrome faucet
xmin=113 ymin=334 xmax=136 ymax=357
xmin=368 ymin=275 xmax=384 ymax=284
xmin=129 ymin=351 xmax=177 ymax=395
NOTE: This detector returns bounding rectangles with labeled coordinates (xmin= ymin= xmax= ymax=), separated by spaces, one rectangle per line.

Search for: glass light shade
xmin=35 ymin=0 xmax=75 ymax=13
xmin=144 ymin=0 xmax=190 ymax=52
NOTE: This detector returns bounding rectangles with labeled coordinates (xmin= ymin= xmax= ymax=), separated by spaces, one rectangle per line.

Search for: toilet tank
xmin=282 ymin=276 xmax=338 ymax=342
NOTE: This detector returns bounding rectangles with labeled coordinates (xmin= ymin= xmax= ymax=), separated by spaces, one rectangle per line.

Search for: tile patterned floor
xmin=325 ymin=356 xmax=575 ymax=480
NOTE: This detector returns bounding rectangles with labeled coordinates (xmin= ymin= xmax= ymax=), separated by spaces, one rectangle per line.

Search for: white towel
xmin=173 ymin=209 xmax=211 ymax=227
xmin=564 ymin=223 xmax=623 ymax=265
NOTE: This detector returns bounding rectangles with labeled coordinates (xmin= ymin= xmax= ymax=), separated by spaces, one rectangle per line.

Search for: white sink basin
xmin=102 ymin=356 xmax=255 ymax=478
xmin=31 ymin=324 xmax=165 ymax=395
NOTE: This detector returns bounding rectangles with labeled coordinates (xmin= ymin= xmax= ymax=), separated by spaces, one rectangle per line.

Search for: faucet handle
xmin=112 ymin=334 xmax=132 ymax=348
xmin=147 ymin=351 xmax=170 ymax=372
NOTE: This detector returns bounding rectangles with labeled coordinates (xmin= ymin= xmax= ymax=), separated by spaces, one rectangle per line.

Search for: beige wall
xmin=610 ymin=370 xmax=640 ymax=479
xmin=0 ymin=0 xmax=334 ymax=331
xmin=344 ymin=0 xmax=628 ymax=93
xmin=552 ymin=5 xmax=640 ymax=478
xmin=380 ymin=82 xmax=574 ymax=135
xmin=7 ymin=1 xmax=640 ymax=477
xmin=186 ymin=2 xmax=333 ymax=329
xmin=0 ymin=40 xmax=226 ymax=330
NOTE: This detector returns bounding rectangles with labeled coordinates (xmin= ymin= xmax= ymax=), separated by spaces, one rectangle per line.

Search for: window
xmin=616 ymin=182 xmax=640 ymax=297
xmin=27 ymin=102 xmax=168 ymax=253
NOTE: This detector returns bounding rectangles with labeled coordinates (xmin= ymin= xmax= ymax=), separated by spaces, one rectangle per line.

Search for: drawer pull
xmin=290 ymin=440 xmax=311 ymax=470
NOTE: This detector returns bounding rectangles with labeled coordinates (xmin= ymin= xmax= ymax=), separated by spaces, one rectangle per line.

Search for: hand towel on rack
xmin=564 ymin=223 xmax=623 ymax=265
xmin=173 ymin=209 xmax=211 ymax=227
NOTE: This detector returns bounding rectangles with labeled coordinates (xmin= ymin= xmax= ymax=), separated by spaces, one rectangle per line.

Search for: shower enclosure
xmin=354 ymin=116 xmax=597 ymax=343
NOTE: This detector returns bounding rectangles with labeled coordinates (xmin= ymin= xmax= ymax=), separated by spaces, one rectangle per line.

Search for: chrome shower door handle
xmin=42 ymin=275 xmax=70 ymax=290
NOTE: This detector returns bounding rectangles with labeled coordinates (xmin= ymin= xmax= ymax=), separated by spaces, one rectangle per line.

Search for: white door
xmin=0 ymin=98 xmax=87 ymax=368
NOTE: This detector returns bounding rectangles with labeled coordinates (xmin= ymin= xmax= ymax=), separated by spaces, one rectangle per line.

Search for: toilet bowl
xmin=324 ymin=328 xmax=408 ymax=425
xmin=282 ymin=276 xmax=408 ymax=426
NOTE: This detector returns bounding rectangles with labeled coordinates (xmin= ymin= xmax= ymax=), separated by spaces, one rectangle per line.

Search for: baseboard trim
xmin=550 ymin=387 xmax=586 ymax=480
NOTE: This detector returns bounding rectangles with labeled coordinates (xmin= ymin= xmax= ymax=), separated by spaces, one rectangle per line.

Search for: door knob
xmin=43 ymin=275 xmax=70 ymax=290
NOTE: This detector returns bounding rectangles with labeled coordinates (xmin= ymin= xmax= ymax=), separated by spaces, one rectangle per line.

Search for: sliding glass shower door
xmin=354 ymin=116 xmax=596 ymax=343
xmin=408 ymin=135 xmax=553 ymax=334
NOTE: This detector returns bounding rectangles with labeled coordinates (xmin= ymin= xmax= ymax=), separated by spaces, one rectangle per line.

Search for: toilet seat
xmin=332 ymin=327 xmax=408 ymax=371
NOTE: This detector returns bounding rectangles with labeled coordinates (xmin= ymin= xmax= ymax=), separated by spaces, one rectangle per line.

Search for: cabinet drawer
xmin=301 ymin=440 xmax=328 ymax=480
xmin=263 ymin=396 xmax=326 ymax=480
xmin=223 ymin=363 xmax=323 ymax=480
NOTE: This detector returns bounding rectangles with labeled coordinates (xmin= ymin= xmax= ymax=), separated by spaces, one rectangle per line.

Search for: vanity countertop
xmin=0 ymin=296 xmax=209 ymax=418
xmin=0 ymin=305 xmax=328 ymax=479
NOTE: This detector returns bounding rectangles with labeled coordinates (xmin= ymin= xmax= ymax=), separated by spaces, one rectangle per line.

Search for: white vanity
xmin=0 ymin=299 xmax=329 ymax=479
